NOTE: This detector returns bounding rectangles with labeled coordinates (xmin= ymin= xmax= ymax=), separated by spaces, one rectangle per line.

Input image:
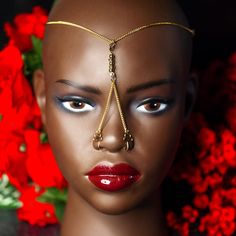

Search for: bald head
xmin=43 ymin=0 xmax=193 ymax=78
xmin=48 ymin=0 xmax=190 ymax=38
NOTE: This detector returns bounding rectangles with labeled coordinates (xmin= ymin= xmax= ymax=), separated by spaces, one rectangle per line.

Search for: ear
xmin=184 ymin=73 xmax=198 ymax=123
xmin=33 ymin=69 xmax=47 ymax=126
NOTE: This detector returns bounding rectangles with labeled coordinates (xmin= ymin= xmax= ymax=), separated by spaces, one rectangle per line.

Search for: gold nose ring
xmin=93 ymin=140 xmax=101 ymax=150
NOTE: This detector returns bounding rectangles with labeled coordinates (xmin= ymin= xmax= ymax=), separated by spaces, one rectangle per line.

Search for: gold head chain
xmin=46 ymin=20 xmax=195 ymax=151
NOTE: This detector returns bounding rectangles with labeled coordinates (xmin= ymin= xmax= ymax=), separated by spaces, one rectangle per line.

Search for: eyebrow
xmin=126 ymin=78 xmax=175 ymax=93
xmin=56 ymin=78 xmax=175 ymax=95
xmin=56 ymin=79 xmax=102 ymax=95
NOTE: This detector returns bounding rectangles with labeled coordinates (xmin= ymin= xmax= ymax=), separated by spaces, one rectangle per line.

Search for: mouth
xmin=86 ymin=163 xmax=141 ymax=192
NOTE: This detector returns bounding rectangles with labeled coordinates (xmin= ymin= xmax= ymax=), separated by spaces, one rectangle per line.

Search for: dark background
xmin=0 ymin=0 xmax=236 ymax=68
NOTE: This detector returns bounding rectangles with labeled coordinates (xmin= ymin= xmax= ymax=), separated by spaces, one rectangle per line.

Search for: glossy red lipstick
xmin=86 ymin=163 xmax=140 ymax=192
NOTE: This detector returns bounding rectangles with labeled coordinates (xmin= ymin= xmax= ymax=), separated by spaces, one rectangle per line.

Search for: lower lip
xmin=86 ymin=164 xmax=140 ymax=192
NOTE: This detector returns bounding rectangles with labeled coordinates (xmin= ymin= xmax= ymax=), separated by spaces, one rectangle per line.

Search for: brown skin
xmin=34 ymin=0 xmax=197 ymax=235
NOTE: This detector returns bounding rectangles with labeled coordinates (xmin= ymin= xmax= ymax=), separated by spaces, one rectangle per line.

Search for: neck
xmin=61 ymin=187 xmax=168 ymax=236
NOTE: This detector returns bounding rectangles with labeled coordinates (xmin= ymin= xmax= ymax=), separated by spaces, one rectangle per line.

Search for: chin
xmin=84 ymin=187 xmax=159 ymax=215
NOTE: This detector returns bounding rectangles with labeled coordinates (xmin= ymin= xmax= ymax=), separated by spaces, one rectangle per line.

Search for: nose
xmin=98 ymin=106 xmax=125 ymax=153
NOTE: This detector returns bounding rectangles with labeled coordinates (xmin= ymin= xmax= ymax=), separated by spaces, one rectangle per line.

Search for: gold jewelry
xmin=47 ymin=20 xmax=194 ymax=151
xmin=93 ymin=140 xmax=101 ymax=150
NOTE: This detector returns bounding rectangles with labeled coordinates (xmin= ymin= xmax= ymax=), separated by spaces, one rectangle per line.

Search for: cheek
xmin=44 ymin=100 xmax=96 ymax=182
xmin=134 ymin=103 xmax=184 ymax=185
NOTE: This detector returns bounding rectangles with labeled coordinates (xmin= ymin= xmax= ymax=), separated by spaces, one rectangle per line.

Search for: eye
xmin=136 ymin=98 xmax=171 ymax=114
xmin=56 ymin=96 xmax=95 ymax=113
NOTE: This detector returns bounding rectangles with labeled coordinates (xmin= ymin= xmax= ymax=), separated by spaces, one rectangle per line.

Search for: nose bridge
xmin=103 ymin=100 xmax=124 ymax=138
xmin=93 ymin=78 xmax=134 ymax=152
xmin=99 ymin=100 xmax=125 ymax=152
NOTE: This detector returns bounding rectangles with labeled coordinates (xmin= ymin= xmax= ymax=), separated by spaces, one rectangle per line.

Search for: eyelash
xmin=55 ymin=96 xmax=173 ymax=115
xmin=56 ymin=96 xmax=95 ymax=113
xmin=135 ymin=97 xmax=173 ymax=115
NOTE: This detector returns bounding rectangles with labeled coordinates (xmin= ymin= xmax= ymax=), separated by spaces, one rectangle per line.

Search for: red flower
xmin=182 ymin=205 xmax=199 ymax=223
xmin=222 ymin=144 xmax=236 ymax=167
xmin=0 ymin=132 xmax=28 ymax=189
xmin=223 ymin=188 xmax=236 ymax=207
xmin=177 ymin=222 xmax=189 ymax=236
xmin=0 ymin=44 xmax=36 ymax=132
xmin=166 ymin=211 xmax=178 ymax=228
xmin=24 ymin=129 xmax=67 ymax=189
xmin=193 ymin=194 xmax=209 ymax=209
xmin=231 ymin=176 xmax=236 ymax=187
xmin=205 ymin=173 xmax=223 ymax=189
xmin=17 ymin=185 xmax=58 ymax=226
xmin=4 ymin=6 xmax=47 ymax=51
xmin=199 ymin=156 xmax=217 ymax=174
xmin=193 ymin=180 xmax=208 ymax=194
xmin=0 ymin=43 xmax=23 ymax=83
xmin=209 ymin=190 xmax=223 ymax=210
xmin=220 ymin=129 xmax=235 ymax=145
xmin=221 ymin=221 xmax=236 ymax=236
xmin=197 ymin=127 xmax=216 ymax=150
xmin=220 ymin=207 xmax=235 ymax=222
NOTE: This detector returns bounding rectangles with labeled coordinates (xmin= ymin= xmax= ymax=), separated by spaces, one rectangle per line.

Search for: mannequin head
xmin=34 ymin=0 xmax=196 ymax=215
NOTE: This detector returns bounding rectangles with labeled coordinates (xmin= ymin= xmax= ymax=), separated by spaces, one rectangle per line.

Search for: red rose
xmin=0 ymin=44 xmax=38 ymax=132
xmin=206 ymin=173 xmax=223 ymax=189
xmin=0 ymin=132 xmax=28 ymax=189
xmin=221 ymin=221 xmax=236 ymax=236
xmin=199 ymin=156 xmax=217 ymax=174
xmin=166 ymin=211 xmax=178 ymax=228
xmin=220 ymin=207 xmax=235 ymax=222
xmin=197 ymin=127 xmax=216 ymax=150
xmin=17 ymin=185 xmax=58 ymax=226
xmin=4 ymin=6 xmax=47 ymax=51
xmin=0 ymin=43 xmax=23 ymax=83
xmin=24 ymin=129 xmax=67 ymax=188
xmin=182 ymin=205 xmax=199 ymax=223
xmin=193 ymin=194 xmax=209 ymax=209
xmin=223 ymin=189 xmax=236 ymax=207
xmin=220 ymin=129 xmax=235 ymax=145
xmin=0 ymin=72 xmax=35 ymax=132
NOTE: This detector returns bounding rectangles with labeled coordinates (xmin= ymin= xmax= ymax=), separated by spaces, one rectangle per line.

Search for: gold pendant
xmin=123 ymin=130 xmax=134 ymax=151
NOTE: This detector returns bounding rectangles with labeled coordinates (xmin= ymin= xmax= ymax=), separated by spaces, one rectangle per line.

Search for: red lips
xmin=86 ymin=163 xmax=140 ymax=192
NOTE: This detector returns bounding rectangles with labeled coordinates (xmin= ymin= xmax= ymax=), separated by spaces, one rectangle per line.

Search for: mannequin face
xmin=35 ymin=0 xmax=195 ymax=214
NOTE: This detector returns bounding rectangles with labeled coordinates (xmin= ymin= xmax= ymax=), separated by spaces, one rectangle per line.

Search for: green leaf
xmin=55 ymin=202 xmax=66 ymax=222
xmin=38 ymin=188 xmax=67 ymax=204
xmin=0 ymin=175 xmax=22 ymax=210
xmin=40 ymin=132 xmax=48 ymax=144
xmin=23 ymin=36 xmax=43 ymax=79
xmin=38 ymin=188 xmax=67 ymax=222
xmin=32 ymin=36 xmax=42 ymax=58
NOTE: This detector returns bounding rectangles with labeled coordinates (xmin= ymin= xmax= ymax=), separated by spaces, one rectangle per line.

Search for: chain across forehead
xmin=46 ymin=20 xmax=194 ymax=151
xmin=47 ymin=20 xmax=194 ymax=44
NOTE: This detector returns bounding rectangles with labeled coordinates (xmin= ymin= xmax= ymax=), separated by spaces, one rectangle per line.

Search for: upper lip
xmin=86 ymin=163 xmax=140 ymax=176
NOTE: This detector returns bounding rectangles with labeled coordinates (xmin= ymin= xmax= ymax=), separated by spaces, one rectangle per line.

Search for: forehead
xmin=43 ymin=0 xmax=192 ymax=84
xmin=43 ymin=27 xmax=191 ymax=82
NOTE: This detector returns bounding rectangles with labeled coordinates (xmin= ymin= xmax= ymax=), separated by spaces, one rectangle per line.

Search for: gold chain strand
xmin=97 ymin=80 xmax=114 ymax=132
xmin=92 ymin=79 xmax=114 ymax=146
xmin=112 ymin=79 xmax=134 ymax=151
xmin=47 ymin=20 xmax=194 ymax=151
xmin=112 ymin=79 xmax=127 ymax=132
xmin=115 ymin=22 xmax=194 ymax=42
xmin=47 ymin=21 xmax=112 ymax=43
xmin=47 ymin=21 xmax=194 ymax=44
